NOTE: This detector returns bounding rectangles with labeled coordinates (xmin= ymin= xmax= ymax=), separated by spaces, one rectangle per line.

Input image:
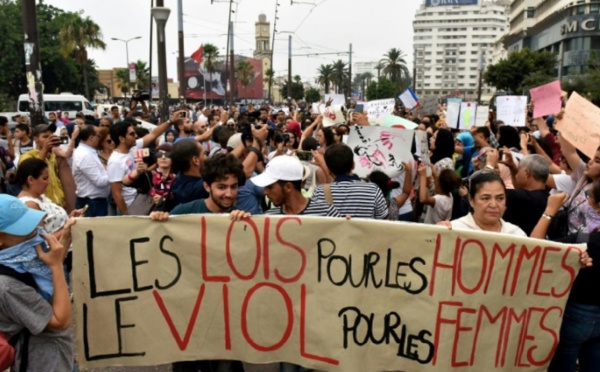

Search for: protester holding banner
xmin=440 ymin=171 xmax=526 ymax=235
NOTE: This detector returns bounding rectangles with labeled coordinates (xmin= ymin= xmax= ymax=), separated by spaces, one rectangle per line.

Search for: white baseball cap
xmin=252 ymin=155 xmax=308 ymax=187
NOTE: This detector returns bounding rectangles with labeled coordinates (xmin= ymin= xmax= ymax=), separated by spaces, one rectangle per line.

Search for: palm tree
xmin=374 ymin=61 xmax=386 ymax=81
xmin=316 ymin=64 xmax=334 ymax=94
xmin=381 ymin=48 xmax=410 ymax=91
xmin=332 ymin=60 xmax=349 ymax=95
xmin=115 ymin=68 xmax=130 ymax=96
xmin=133 ymin=60 xmax=150 ymax=90
xmin=265 ymin=68 xmax=275 ymax=103
xmin=202 ymin=43 xmax=220 ymax=104
xmin=362 ymin=72 xmax=374 ymax=86
xmin=237 ymin=60 xmax=254 ymax=103
xmin=59 ymin=14 xmax=106 ymax=99
xmin=293 ymin=75 xmax=302 ymax=84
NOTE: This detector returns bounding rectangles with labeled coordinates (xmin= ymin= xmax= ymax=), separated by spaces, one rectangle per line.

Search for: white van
xmin=17 ymin=93 xmax=95 ymax=118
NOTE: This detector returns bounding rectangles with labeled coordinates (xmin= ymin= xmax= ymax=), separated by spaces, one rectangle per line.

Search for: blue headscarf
xmin=456 ymin=132 xmax=474 ymax=148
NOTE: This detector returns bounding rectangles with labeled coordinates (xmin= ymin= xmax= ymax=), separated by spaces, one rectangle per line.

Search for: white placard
xmin=496 ymin=95 xmax=528 ymax=127
xmin=325 ymin=94 xmax=346 ymax=106
xmin=458 ymin=102 xmax=477 ymax=130
xmin=446 ymin=101 xmax=461 ymax=128
xmin=366 ymin=98 xmax=395 ymax=125
xmin=346 ymin=125 xmax=414 ymax=178
xmin=475 ymin=105 xmax=489 ymax=127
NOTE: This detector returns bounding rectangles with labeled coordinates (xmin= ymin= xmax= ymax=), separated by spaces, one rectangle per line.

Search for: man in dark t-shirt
xmin=501 ymin=153 xmax=550 ymax=236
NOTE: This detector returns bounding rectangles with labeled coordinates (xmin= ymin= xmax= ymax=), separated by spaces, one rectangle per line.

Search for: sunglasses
xmin=157 ymin=150 xmax=171 ymax=158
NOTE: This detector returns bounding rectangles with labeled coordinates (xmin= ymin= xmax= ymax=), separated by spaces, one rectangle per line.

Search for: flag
xmin=191 ymin=45 xmax=203 ymax=64
xmin=399 ymin=87 xmax=420 ymax=110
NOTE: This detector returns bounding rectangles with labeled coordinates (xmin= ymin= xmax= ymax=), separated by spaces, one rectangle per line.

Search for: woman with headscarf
xmin=454 ymin=131 xmax=476 ymax=178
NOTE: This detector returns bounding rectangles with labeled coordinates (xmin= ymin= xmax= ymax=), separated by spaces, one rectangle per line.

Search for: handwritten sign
xmin=446 ymin=101 xmax=461 ymax=128
xmin=322 ymin=104 xmax=345 ymax=127
xmin=530 ymin=81 xmax=562 ymax=119
xmin=496 ymin=96 xmax=527 ymax=127
xmin=555 ymin=91 xmax=600 ymax=159
xmin=382 ymin=115 xmax=418 ymax=130
xmin=458 ymin=102 xmax=477 ymax=130
xmin=475 ymin=105 xmax=490 ymax=127
xmin=73 ymin=216 xmax=585 ymax=371
xmin=367 ymin=98 xmax=396 ymax=125
xmin=325 ymin=94 xmax=346 ymax=106
xmin=346 ymin=125 xmax=414 ymax=178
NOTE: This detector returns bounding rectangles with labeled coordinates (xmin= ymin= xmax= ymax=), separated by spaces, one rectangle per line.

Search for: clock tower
xmin=254 ymin=14 xmax=272 ymax=99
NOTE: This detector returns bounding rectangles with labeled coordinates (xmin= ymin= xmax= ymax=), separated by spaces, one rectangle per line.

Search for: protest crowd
xmin=0 ymin=86 xmax=598 ymax=372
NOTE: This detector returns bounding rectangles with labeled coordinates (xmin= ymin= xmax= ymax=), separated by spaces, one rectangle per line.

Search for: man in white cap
xmin=252 ymin=155 xmax=341 ymax=216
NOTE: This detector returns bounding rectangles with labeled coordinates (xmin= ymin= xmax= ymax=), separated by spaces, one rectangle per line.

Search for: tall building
xmin=413 ymin=0 xmax=509 ymax=102
xmin=354 ymin=61 xmax=378 ymax=77
xmin=505 ymin=0 xmax=600 ymax=79
xmin=254 ymin=14 xmax=272 ymax=99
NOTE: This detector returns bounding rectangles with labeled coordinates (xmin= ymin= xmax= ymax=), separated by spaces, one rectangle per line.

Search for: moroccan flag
xmin=191 ymin=45 xmax=203 ymax=64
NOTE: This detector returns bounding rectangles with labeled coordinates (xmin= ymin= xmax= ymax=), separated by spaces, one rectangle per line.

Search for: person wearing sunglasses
xmin=148 ymin=144 xmax=175 ymax=211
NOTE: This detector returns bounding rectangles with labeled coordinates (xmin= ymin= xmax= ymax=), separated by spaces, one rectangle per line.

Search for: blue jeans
xmin=76 ymin=197 xmax=108 ymax=217
xmin=549 ymin=302 xmax=600 ymax=372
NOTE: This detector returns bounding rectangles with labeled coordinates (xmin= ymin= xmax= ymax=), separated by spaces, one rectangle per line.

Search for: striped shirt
xmin=265 ymin=199 xmax=341 ymax=217
xmin=311 ymin=177 xmax=388 ymax=219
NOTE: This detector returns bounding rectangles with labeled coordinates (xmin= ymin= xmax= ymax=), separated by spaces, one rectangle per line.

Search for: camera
xmin=133 ymin=90 xmax=151 ymax=101
xmin=60 ymin=136 xmax=69 ymax=145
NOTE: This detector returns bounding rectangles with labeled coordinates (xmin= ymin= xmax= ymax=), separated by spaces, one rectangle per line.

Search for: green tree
xmin=115 ymin=68 xmax=130 ymax=96
xmin=332 ymin=60 xmax=349 ymax=95
xmin=381 ymin=48 xmax=410 ymax=93
xmin=316 ymin=64 xmax=334 ymax=94
xmin=133 ymin=60 xmax=150 ymax=90
xmin=236 ymin=59 xmax=254 ymax=103
xmin=202 ymin=43 xmax=220 ymax=104
xmin=58 ymin=13 xmax=106 ymax=99
xmin=279 ymin=81 xmax=304 ymax=101
xmin=304 ymin=87 xmax=320 ymax=103
xmin=374 ymin=61 xmax=386 ymax=81
xmin=484 ymin=49 xmax=557 ymax=94
xmin=366 ymin=78 xmax=396 ymax=100
xmin=264 ymin=67 xmax=275 ymax=102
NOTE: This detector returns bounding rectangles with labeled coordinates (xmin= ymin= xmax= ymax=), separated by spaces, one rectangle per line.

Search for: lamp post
xmin=111 ymin=36 xmax=141 ymax=97
xmin=151 ymin=6 xmax=171 ymax=123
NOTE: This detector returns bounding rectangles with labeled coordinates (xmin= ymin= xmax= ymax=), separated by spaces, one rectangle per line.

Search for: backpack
xmin=0 ymin=265 xmax=36 ymax=371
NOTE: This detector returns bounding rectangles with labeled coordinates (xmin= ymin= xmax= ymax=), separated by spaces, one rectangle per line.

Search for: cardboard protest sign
xmin=496 ymin=96 xmax=527 ymax=126
xmin=530 ymin=81 xmax=562 ymax=119
xmin=421 ymin=95 xmax=439 ymax=115
xmin=346 ymin=125 xmax=414 ymax=178
xmin=399 ymin=87 xmax=420 ymax=110
xmin=415 ymin=130 xmax=432 ymax=177
xmin=458 ymin=102 xmax=477 ymax=130
xmin=367 ymin=98 xmax=395 ymax=125
xmin=555 ymin=91 xmax=600 ymax=159
xmin=322 ymin=104 xmax=345 ymax=127
xmin=325 ymin=94 xmax=345 ymax=106
xmin=475 ymin=105 xmax=489 ymax=127
xmin=74 ymin=216 xmax=585 ymax=371
xmin=445 ymin=101 xmax=461 ymax=128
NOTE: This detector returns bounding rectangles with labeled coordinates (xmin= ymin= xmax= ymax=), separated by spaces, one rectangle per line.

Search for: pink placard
xmin=530 ymin=80 xmax=562 ymax=118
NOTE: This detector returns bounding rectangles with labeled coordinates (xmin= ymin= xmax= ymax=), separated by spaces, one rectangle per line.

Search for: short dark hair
xmin=475 ymin=127 xmax=490 ymax=140
xmin=15 ymin=158 xmax=48 ymax=187
xmin=0 ymin=116 xmax=7 ymax=126
xmin=111 ymin=106 xmax=119 ymax=111
xmin=468 ymin=171 xmax=505 ymax=199
xmin=110 ymin=121 xmax=134 ymax=146
xmin=78 ymin=125 xmax=97 ymax=142
xmin=301 ymin=136 xmax=319 ymax=151
xmin=201 ymin=153 xmax=245 ymax=186
xmin=171 ymin=139 xmax=201 ymax=173
xmin=217 ymin=126 xmax=235 ymax=148
xmin=277 ymin=179 xmax=302 ymax=192
xmin=32 ymin=124 xmax=51 ymax=137
xmin=324 ymin=143 xmax=353 ymax=176
xmin=438 ymin=169 xmax=460 ymax=194
xmin=15 ymin=123 xmax=30 ymax=134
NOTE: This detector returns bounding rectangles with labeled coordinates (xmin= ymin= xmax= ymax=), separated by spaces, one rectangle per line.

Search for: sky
xmin=46 ymin=0 xmax=423 ymax=83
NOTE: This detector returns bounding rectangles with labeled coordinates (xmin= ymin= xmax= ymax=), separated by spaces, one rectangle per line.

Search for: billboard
xmin=425 ymin=0 xmax=478 ymax=6
xmin=184 ymin=55 xmax=264 ymax=101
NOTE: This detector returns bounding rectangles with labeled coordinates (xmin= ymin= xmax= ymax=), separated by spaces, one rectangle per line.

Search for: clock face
xmin=262 ymin=26 xmax=268 ymax=32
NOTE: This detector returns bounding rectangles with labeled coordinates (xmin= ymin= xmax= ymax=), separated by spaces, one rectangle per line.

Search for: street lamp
xmin=151 ymin=6 xmax=171 ymax=123
xmin=111 ymin=36 xmax=141 ymax=97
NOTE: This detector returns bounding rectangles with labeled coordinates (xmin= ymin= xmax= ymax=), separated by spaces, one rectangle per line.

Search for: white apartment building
xmin=354 ymin=61 xmax=378 ymax=77
xmin=413 ymin=0 xmax=510 ymax=102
